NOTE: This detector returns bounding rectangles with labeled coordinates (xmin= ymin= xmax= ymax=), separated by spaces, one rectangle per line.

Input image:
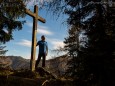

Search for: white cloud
xmin=39 ymin=0 xmax=53 ymax=3
xmin=26 ymin=0 xmax=53 ymax=7
xmin=26 ymin=21 xmax=33 ymax=27
xmin=26 ymin=21 xmax=53 ymax=35
xmin=25 ymin=0 xmax=35 ymax=7
xmin=47 ymin=38 xmax=65 ymax=49
xmin=25 ymin=1 xmax=33 ymax=7
xmin=37 ymin=29 xmax=53 ymax=35
xmin=16 ymin=39 xmax=31 ymax=47
xmin=51 ymin=41 xmax=65 ymax=49
xmin=37 ymin=25 xmax=53 ymax=35
xmin=38 ymin=25 xmax=48 ymax=29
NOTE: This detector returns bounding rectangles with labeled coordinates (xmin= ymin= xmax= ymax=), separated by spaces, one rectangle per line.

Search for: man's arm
xmin=46 ymin=42 xmax=48 ymax=55
xmin=36 ymin=41 xmax=39 ymax=46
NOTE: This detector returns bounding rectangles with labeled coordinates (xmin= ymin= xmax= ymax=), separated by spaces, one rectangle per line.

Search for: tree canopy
xmin=45 ymin=0 xmax=115 ymax=86
xmin=0 ymin=0 xmax=29 ymax=43
xmin=0 ymin=44 xmax=7 ymax=56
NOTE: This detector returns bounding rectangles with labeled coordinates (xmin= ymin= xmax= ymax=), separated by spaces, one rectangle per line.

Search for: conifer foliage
xmin=64 ymin=0 xmax=115 ymax=86
xmin=0 ymin=0 xmax=28 ymax=43
xmin=46 ymin=1 xmax=115 ymax=85
xmin=0 ymin=44 xmax=7 ymax=56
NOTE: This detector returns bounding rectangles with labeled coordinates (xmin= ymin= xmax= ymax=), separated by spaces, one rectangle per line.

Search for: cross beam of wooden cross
xmin=26 ymin=5 xmax=46 ymax=71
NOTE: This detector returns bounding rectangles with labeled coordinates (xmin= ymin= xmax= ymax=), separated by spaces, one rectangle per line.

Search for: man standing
xmin=35 ymin=35 xmax=48 ymax=68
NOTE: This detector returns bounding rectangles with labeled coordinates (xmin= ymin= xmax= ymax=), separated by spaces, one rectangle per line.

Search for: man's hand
xmin=46 ymin=53 xmax=48 ymax=56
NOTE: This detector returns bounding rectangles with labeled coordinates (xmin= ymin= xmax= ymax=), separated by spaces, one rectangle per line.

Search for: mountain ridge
xmin=0 ymin=55 xmax=69 ymax=76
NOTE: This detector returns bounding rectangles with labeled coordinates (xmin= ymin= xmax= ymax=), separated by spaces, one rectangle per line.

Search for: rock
xmin=36 ymin=67 xmax=57 ymax=79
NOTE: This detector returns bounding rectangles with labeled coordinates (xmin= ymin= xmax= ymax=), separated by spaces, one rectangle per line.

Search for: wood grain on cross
xmin=26 ymin=5 xmax=46 ymax=71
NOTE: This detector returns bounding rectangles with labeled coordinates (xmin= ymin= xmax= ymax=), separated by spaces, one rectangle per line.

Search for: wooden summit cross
xmin=26 ymin=5 xmax=46 ymax=71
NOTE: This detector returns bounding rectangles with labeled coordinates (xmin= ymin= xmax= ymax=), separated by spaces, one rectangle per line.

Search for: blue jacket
xmin=36 ymin=40 xmax=48 ymax=54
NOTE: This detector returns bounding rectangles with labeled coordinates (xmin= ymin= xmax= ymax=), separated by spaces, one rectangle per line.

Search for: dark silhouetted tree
xmin=64 ymin=0 xmax=115 ymax=86
xmin=0 ymin=44 xmax=8 ymax=56
xmin=0 ymin=0 xmax=29 ymax=43
xmin=44 ymin=0 xmax=115 ymax=85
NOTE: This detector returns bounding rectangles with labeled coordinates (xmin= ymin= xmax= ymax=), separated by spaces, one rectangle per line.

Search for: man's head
xmin=41 ymin=35 xmax=45 ymax=41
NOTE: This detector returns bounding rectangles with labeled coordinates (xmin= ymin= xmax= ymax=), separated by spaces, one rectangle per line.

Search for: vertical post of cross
xmin=25 ymin=5 xmax=46 ymax=71
xmin=30 ymin=5 xmax=38 ymax=71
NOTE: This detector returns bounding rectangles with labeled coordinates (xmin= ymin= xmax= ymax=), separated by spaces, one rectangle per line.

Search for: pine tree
xmin=0 ymin=0 xmax=29 ymax=43
xmin=0 ymin=44 xmax=8 ymax=56
xmin=64 ymin=0 xmax=115 ymax=86
xmin=45 ymin=0 xmax=115 ymax=85
xmin=64 ymin=25 xmax=80 ymax=77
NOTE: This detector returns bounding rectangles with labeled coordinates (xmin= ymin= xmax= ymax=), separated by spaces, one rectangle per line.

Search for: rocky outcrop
xmin=0 ymin=67 xmax=74 ymax=86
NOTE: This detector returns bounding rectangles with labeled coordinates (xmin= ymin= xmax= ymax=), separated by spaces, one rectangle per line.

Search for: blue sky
xmin=5 ymin=0 xmax=68 ymax=60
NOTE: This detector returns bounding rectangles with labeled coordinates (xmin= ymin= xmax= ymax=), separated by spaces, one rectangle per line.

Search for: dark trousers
xmin=35 ymin=53 xmax=46 ymax=68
